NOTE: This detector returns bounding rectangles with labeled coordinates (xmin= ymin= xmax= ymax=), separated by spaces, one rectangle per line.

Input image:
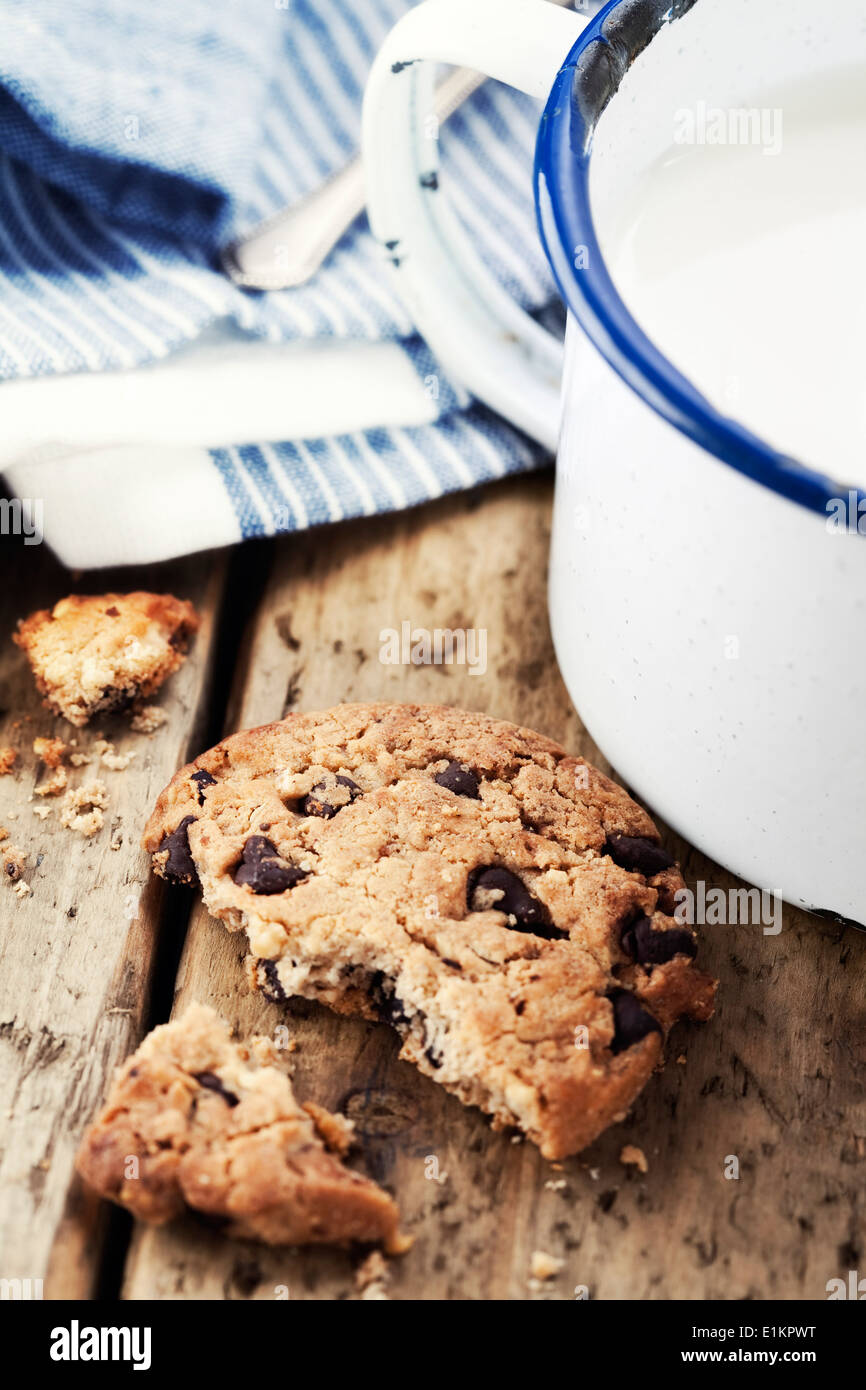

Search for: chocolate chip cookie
xmin=144 ymin=703 xmax=716 ymax=1159
xmin=14 ymin=592 xmax=198 ymax=727
xmin=76 ymin=1004 xmax=407 ymax=1250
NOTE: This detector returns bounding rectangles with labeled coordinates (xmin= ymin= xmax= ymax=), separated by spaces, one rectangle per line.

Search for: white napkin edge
xmin=1 ymin=327 xmax=438 ymax=568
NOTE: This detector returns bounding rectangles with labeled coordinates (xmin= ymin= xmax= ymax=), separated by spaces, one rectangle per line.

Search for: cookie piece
xmin=143 ymin=703 xmax=716 ymax=1159
xmin=14 ymin=592 xmax=198 ymax=727
xmin=76 ymin=1003 xmax=407 ymax=1251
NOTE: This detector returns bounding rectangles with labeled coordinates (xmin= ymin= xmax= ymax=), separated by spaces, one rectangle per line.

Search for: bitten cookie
xmin=14 ymin=591 xmax=198 ymax=727
xmin=144 ymin=703 xmax=716 ymax=1159
xmin=76 ymin=1003 xmax=407 ymax=1251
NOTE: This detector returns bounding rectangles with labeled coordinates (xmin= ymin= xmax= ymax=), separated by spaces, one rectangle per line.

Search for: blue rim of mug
xmin=533 ymin=0 xmax=863 ymax=522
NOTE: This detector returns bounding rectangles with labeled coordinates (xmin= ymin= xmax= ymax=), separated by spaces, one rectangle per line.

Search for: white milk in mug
xmin=599 ymin=66 xmax=866 ymax=489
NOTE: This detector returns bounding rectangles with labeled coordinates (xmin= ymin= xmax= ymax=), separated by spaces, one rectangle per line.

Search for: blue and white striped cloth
xmin=0 ymin=0 xmax=560 ymax=566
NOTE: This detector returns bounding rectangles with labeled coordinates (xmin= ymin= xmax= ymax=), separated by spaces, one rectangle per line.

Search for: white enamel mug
xmin=362 ymin=0 xmax=866 ymax=925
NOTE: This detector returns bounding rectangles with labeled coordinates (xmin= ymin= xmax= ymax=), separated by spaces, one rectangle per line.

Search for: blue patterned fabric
xmin=0 ymin=0 xmax=557 ymax=547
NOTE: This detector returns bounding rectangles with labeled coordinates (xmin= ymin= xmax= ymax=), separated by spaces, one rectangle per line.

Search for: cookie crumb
xmin=33 ymin=736 xmax=68 ymax=769
xmin=530 ymin=1250 xmax=564 ymax=1281
xmin=3 ymin=845 xmax=27 ymax=882
xmin=130 ymin=704 xmax=168 ymax=734
xmin=676 ymin=1054 xmax=687 ymax=1065
xmin=33 ymin=806 xmax=53 ymax=820
xmin=59 ymin=779 xmax=108 ymax=837
xmin=0 ymin=827 xmax=8 ymax=842
xmin=241 ymin=1035 xmax=275 ymax=1068
xmin=68 ymin=752 xmax=91 ymax=767
xmin=0 ymin=747 xmax=18 ymax=775
xmin=303 ymin=1101 xmax=355 ymax=1156
xmin=620 ymin=1144 xmax=649 ymax=1174
xmin=94 ymin=739 xmax=136 ymax=772
xmin=13 ymin=880 xmax=31 ymax=898
xmin=545 ymin=1178 xmax=568 ymax=1193
xmin=35 ymin=767 xmax=67 ymax=797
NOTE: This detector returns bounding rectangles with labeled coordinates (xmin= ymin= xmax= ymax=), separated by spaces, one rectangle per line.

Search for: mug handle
xmin=362 ymin=0 xmax=589 ymax=450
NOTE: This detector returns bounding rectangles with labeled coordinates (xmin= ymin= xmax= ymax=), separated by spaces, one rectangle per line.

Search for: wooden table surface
xmin=0 ymin=474 xmax=863 ymax=1301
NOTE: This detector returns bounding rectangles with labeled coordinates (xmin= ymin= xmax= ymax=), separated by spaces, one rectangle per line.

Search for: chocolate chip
xmin=240 ymin=835 xmax=280 ymax=860
xmin=300 ymin=775 xmax=361 ymax=818
xmin=233 ymin=835 xmax=308 ymax=894
xmin=190 ymin=768 xmax=217 ymax=804
xmin=619 ymin=914 xmax=642 ymax=958
xmin=194 ymin=1071 xmax=239 ymax=1107
xmin=369 ymin=971 xmax=409 ymax=1028
xmin=156 ymin=815 xmax=198 ymax=883
xmin=434 ymin=761 xmax=479 ymax=797
xmin=424 ymin=1045 xmax=443 ymax=1070
xmin=466 ymin=866 xmax=565 ymax=939
xmin=607 ymin=988 xmax=661 ymax=1054
xmin=605 ymin=833 xmax=676 ymax=876
xmin=258 ymin=958 xmax=288 ymax=1004
xmin=621 ymin=914 xmax=697 ymax=966
xmin=104 ymin=606 xmax=120 ymax=618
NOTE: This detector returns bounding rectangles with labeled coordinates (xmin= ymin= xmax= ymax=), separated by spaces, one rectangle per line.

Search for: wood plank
xmin=122 ymin=476 xmax=866 ymax=1301
xmin=0 ymin=542 xmax=229 ymax=1297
